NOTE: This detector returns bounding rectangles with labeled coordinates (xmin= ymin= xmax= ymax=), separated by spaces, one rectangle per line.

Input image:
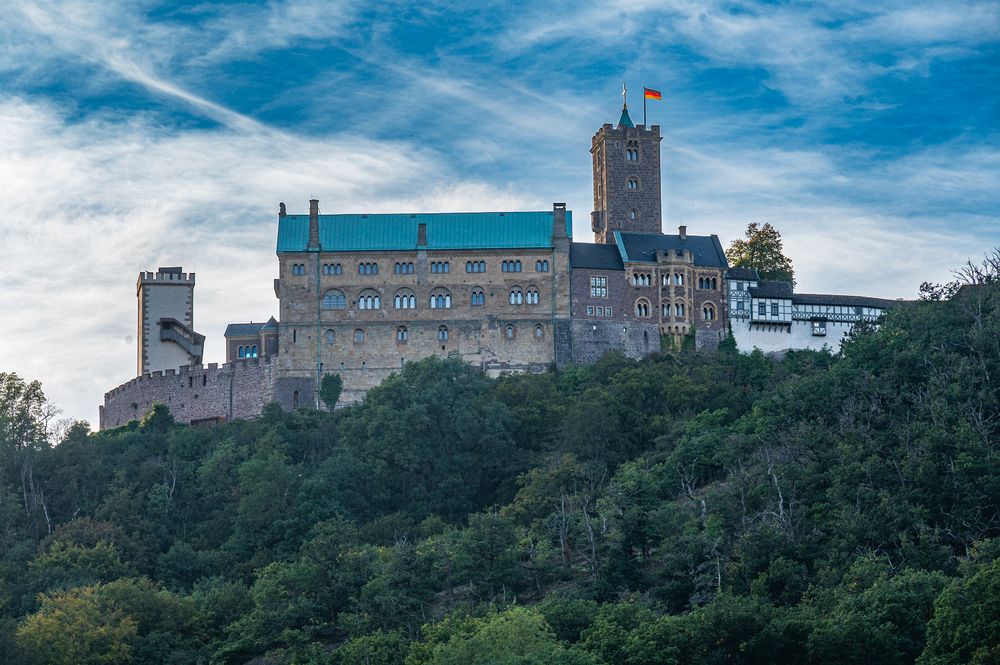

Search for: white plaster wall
xmin=734 ymin=319 xmax=853 ymax=355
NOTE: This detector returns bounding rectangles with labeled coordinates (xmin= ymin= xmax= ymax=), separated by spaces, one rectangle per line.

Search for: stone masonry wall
xmin=100 ymin=360 xmax=272 ymax=429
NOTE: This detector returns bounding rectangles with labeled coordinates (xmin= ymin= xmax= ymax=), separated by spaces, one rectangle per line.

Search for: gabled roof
xmin=277 ymin=211 xmax=572 ymax=253
xmin=225 ymin=322 xmax=265 ymax=337
xmin=260 ymin=316 xmax=279 ymax=332
xmin=793 ymin=293 xmax=899 ymax=308
xmin=749 ymin=281 xmax=794 ymax=299
xmin=570 ymin=242 xmax=624 ymax=270
xmin=727 ymin=266 xmax=759 ymax=280
xmin=614 ymin=232 xmax=729 ymax=268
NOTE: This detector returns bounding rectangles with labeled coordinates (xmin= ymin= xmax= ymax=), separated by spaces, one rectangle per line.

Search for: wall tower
xmin=591 ymin=88 xmax=663 ymax=243
xmin=136 ymin=267 xmax=205 ymax=375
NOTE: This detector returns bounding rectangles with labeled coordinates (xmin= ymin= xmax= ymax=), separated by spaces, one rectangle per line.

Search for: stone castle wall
xmin=100 ymin=360 xmax=273 ymax=429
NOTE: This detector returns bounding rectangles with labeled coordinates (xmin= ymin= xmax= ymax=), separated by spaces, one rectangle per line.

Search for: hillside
xmin=1 ymin=283 xmax=997 ymax=665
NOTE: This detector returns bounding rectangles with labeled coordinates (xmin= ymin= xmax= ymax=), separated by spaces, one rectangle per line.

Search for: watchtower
xmin=136 ymin=267 xmax=204 ymax=375
xmin=590 ymin=88 xmax=663 ymax=243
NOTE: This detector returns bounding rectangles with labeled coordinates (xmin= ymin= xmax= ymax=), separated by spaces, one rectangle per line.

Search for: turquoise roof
xmin=276 ymin=211 xmax=572 ymax=253
xmin=618 ymin=106 xmax=635 ymax=128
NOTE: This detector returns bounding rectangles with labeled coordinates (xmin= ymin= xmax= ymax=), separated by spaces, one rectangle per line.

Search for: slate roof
xmin=225 ymin=322 xmax=265 ymax=337
xmin=727 ymin=266 xmax=759 ymax=280
xmin=793 ymin=293 xmax=899 ymax=309
xmin=749 ymin=280 xmax=794 ymax=299
xmin=614 ymin=232 xmax=729 ymax=268
xmin=277 ymin=211 xmax=572 ymax=253
xmin=618 ymin=106 xmax=635 ymax=129
xmin=570 ymin=242 xmax=625 ymax=270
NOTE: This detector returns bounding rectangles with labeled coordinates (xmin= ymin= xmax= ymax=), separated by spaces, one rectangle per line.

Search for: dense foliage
xmin=1 ymin=284 xmax=997 ymax=664
xmin=725 ymin=222 xmax=796 ymax=285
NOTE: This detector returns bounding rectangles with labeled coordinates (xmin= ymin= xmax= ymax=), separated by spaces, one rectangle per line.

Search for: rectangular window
xmin=606 ymin=307 xmax=612 ymax=316
xmin=586 ymin=306 xmax=594 ymax=315
xmin=736 ymin=301 xmax=744 ymax=311
xmin=737 ymin=281 xmax=744 ymax=291
xmin=590 ymin=276 xmax=608 ymax=298
xmin=771 ymin=303 xmax=779 ymax=316
xmin=758 ymin=302 xmax=766 ymax=316
xmin=596 ymin=307 xmax=604 ymax=316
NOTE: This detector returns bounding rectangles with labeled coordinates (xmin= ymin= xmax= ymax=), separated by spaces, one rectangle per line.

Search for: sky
xmin=0 ymin=0 xmax=997 ymax=426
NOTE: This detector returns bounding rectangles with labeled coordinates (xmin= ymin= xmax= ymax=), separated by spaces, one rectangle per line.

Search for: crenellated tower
xmin=591 ymin=87 xmax=663 ymax=243
xmin=136 ymin=267 xmax=204 ymax=375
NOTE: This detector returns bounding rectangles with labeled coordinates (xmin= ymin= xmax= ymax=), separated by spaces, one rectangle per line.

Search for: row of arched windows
xmin=326 ymin=324 xmax=544 ymax=345
xmin=471 ymin=289 xmax=485 ymax=306
xmin=394 ymin=292 xmax=417 ymax=309
xmin=535 ymin=260 xmax=550 ymax=272
xmin=631 ymin=273 xmax=652 ymax=286
xmin=237 ymin=345 xmax=258 ymax=358
xmin=291 ymin=264 xmax=305 ymax=276
xmin=467 ymin=261 xmax=486 ymax=273
xmin=358 ymin=293 xmax=381 ymax=310
xmin=394 ymin=262 xmax=414 ymax=274
xmin=635 ymin=300 xmax=650 ymax=317
xmin=430 ymin=261 xmax=450 ymax=273
xmin=698 ymin=277 xmax=718 ymax=290
xmin=501 ymin=260 xmax=522 ymax=272
xmin=663 ymin=303 xmax=686 ymax=317
xmin=508 ymin=287 xmax=541 ymax=305
xmin=322 ymin=263 xmax=343 ymax=275
xmin=359 ymin=262 xmax=379 ymax=275
xmin=626 ymin=148 xmax=639 ymax=161
xmin=429 ymin=291 xmax=452 ymax=309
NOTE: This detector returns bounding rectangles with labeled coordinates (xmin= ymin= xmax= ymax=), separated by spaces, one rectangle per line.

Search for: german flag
xmin=644 ymin=87 xmax=662 ymax=101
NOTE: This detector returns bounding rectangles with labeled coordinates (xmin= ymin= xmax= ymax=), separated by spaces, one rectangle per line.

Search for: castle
xmin=99 ymin=99 xmax=897 ymax=429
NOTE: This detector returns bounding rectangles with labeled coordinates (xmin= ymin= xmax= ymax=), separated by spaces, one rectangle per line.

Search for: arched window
xmin=509 ymin=287 xmax=523 ymax=305
xmin=674 ymin=273 xmax=683 ymax=286
xmin=358 ymin=290 xmax=381 ymax=310
xmin=238 ymin=345 xmax=245 ymax=358
xmin=334 ymin=264 xmax=343 ymax=275
xmin=635 ymin=299 xmax=650 ymax=317
xmin=322 ymin=289 xmax=347 ymax=309
xmin=323 ymin=264 xmax=330 ymax=275
xmin=437 ymin=326 xmax=449 ymax=341
xmin=466 ymin=261 xmax=472 ymax=273
xmin=325 ymin=329 xmax=335 ymax=344
xmin=502 ymin=260 xmax=508 ymax=272
xmin=703 ymin=305 xmax=715 ymax=321
xmin=526 ymin=287 xmax=539 ymax=305
xmin=711 ymin=277 xmax=718 ymax=289
xmin=291 ymin=264 xmax=305 ymax=276
xmin=534 ymin=324 xmax=544 ymax=339
xmin=354 ymin=329 xmax=365 ymax=343
xmin=396 ymin=326 xmax=408 ymax=342
xmin=629 ymin=209 xmax=637 ymax=220
xmin=535 ymin=260 xmax=548 ymax=272
xmin=251 ymin=345 xmax=258 ymax=358
xmin=394 ymin=289 xmax=416 ymax=309
xmin=676 ymin=303 xmax=685 ymax=317
xmin=627 ymin=178 xmax=638 ymax=190
xmin=514 ymin=260 xmax=521 ymax=272
xmin=429 ymin=289 xmax=452 ymax=309
xmin=505 ymin=324 xmax=515 ymax=339
xmin=293 ymin=390 xmax=299 ymax=409
xmin=471 ymin=288 xmax=485 ymax=306
xmin=662 ymin=303 xmax=670 ymax=317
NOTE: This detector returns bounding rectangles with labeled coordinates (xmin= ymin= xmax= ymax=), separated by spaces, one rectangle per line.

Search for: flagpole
xmin=643 ymin=89 xmax=647 ymax=127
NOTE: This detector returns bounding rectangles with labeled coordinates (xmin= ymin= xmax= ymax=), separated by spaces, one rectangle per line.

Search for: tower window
xmin=629 ymin=209 xmax=637 ymax=220
xmin=627 ymin=178 xmax=638 ymax=190
xmin=635 ymin=300 xmax=650 ymax=317
xmin=626 ymin=148 xmax=639 ymax=161
xmin=704 ymin=305 xmax=716 ymax=321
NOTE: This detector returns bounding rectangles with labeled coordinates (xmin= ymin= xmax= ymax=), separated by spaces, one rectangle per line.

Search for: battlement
xmin=137 ymin=268 xmax=196 ymax=285
xmin=593 ymin=123 xmax=661 ymax=145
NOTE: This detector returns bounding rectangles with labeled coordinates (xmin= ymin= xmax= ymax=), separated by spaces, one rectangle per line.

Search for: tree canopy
xmin=725 ymin=222 xmax=796 ymax=284
xmin=1 ymin=281 xmax=997 ymax=664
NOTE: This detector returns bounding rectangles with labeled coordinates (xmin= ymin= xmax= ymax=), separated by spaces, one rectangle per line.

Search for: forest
xmin=1 ymin=281 xmax=997 ymax=664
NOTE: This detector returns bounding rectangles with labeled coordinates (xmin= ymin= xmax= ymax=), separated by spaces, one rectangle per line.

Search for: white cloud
xmin=0 ymin=98 xmax=529 ymax=425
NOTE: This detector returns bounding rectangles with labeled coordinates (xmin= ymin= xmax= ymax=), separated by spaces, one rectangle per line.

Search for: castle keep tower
xmin=136 ymin=267 xmax=204 ymax=375
xmin=591 ymin=91 xmax=663 ymax=243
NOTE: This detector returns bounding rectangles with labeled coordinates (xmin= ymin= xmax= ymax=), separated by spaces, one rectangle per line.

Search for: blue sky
xmin=0 ymin=0 xmax=997 ymax=425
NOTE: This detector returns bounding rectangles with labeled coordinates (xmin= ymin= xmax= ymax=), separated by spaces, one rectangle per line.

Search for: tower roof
xmin=618 ymin=105 xmax=635 ymax=129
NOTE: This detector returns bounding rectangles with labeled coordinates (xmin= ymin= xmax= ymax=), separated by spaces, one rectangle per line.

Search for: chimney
xmin=679 ymin=225 xmax=687 ymax=240
xmin=552 ymin=202 xmax=567 ymax=239
xmin=278 ymin=202 xmax=286 ymax=218
xmin=308 ymin=199 xmax=320 ymax=250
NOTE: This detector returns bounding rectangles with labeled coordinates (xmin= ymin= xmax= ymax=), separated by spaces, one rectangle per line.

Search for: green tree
xmin=15 ymin=585 xmax=137 ymax=665
xmin=725 ymin=222 xmax=795 ymax=285
xmin=918 ymin=558 xmax=1000 ymax=665
xmin=320 ymin=373 xmax=343 ymax=410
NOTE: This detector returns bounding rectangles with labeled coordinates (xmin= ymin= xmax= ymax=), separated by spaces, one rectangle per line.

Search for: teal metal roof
xmin=618 ymin=107 xmax=635 ymax=128
xmin=277 ymin=211 xmax=573 ymax=253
